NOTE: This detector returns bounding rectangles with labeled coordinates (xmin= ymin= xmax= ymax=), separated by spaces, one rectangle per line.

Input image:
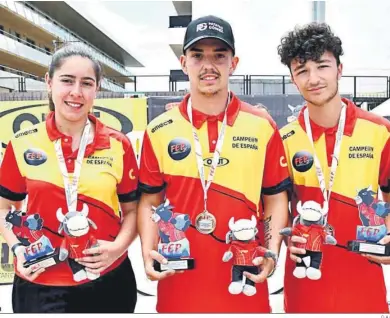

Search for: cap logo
xmin=196 ymin=23 xmax=208 ymax=32
xmin=196 ymin=22 xmax=224 ymax=34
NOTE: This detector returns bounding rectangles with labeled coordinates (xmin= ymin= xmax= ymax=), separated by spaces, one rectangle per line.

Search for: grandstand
xmin=0 ymin=1 xmax=143 ymax=93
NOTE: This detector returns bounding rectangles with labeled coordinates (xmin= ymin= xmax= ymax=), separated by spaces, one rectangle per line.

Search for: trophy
xmin=23 ymin=235 xmax=62 ymax=272
xmin=347 ymin=186 xmax=390 ymax=256
xmin=151 ymin=200 xmax=195 ymax=271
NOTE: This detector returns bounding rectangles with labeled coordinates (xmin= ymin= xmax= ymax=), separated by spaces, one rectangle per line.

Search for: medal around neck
xmin=151 ymin=199 xmax=195 ymax=272
xmin=187 ymin=95 xmax=227 ymax=235
xmin=195 ymin=210 xmax=216 ymax=234
xmin=347 ymin=186 xmax=390 ymax=256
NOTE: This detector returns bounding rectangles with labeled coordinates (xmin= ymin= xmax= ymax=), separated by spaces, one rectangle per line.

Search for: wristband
xmin=267 ymin=265 xmax=277 ymax=278
xmin=267 ymin=255 xmax=278 ymax=278
xmin=11 ymin=242 xmax=25 ymax=257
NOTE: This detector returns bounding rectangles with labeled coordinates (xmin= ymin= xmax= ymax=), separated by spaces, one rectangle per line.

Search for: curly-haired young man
xmin=278 ymin=23 xmax=390 ymax=313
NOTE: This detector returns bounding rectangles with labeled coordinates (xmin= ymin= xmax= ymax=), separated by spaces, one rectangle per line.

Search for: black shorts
xmin=295 ymin=250 xmax=322 ymax=269
xmin=12 ymin=258 xmax=137 ymax=313
xmin=232 ymin=265 xmax=259 ymax=286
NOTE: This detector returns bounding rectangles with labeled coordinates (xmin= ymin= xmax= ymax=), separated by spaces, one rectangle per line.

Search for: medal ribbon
xmin=303 ymin=102 xmax=346 ymax=219
xmin=54 ymin=120 xmax=91 ymax=212
xmin=0 ymin=139 xmax=4 ymax=166
xmin=187 ymin=93 xmax=230 ymax=213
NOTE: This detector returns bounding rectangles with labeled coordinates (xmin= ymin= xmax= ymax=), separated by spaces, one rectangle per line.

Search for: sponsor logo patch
xmin=24 ymin=148 xmax=47 ymax=166
xmin=292 ymin=151 xmax=313 ymax=172
xmin=168 ymin=138 xmax=191 ymax=161
xmin=15 ymin=128 xmax=38 ymax=139
xmin=282 ymin=130 xmax=295 ymax=140
xmin=151 ymin=119 xmax=173 ymax=133
xmin=203 ymin=157 xmax=229 ymax=167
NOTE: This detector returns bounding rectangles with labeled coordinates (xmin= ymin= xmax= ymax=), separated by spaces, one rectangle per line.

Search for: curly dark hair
xmin=277 ymin=23 xmax=343 ymax=69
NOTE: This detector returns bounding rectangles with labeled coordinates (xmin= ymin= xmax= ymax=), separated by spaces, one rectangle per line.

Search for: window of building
xmin=0 ymin=25 xmax=4 ymax=35
xmin=26 ymin=38 xmax=36 ymax=48
xmin=15 ymin=32 xmax=21 ymax=42
xmin=44 ymin=46 xmax=51 ymax=55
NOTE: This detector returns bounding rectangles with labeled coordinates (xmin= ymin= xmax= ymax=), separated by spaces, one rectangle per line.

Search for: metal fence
xmin=1 ymin=74 xmax=389 ymax=100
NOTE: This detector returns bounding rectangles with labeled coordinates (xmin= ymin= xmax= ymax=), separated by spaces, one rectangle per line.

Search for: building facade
xmin=0 ymin=1 xmax=143 ymax=92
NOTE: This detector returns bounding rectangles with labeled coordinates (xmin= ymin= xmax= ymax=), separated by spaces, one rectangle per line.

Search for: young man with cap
xmin=137 ymin=15 xmax=291 ymax=313
xmin=278 ymin=22 xmax=390 ymax=313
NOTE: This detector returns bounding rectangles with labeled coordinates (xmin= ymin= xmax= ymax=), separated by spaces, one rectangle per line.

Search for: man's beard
xmin=306 ymin=82 xmax=339 ymax=107
xmin=200 ymin=87 xmax=221 ymax=97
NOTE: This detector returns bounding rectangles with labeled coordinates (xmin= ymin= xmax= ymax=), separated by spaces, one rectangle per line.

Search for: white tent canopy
xmin=371 ymin=99 xmax=390 ymax=117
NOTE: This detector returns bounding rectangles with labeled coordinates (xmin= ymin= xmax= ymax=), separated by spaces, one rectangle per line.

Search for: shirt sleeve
xmin=138 ymin=131 xmax=165 ymax=194
xmin=0 ymin=141 xmax=27 ymax=201
xmin=379 ymin=135 xmax=390 ymax=193
xmin=117 ymin=137 xmax=140 ymax=202
xmin=262 ymin=123 xmax=292 ymax=195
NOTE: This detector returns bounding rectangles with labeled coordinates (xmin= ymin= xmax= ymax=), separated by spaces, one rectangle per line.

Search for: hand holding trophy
xmin=151 ymin=199 xmax=195 ymax=272
xmin=347 ymin=186 xmax=390 ymax=256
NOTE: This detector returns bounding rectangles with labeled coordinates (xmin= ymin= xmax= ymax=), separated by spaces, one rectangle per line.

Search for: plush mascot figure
xmin=223 ymin=216 xmax=277 ymax=296
xmin=280 ymin=200 xmax=337 ymax=280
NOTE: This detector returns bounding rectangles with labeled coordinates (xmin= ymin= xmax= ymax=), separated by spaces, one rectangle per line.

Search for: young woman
xmin=0 ymin=44 xmax=139 ymax=313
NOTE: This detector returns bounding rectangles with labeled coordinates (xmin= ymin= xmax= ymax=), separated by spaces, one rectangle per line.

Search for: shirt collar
xmin=46 ymin=111 xmax=110 ymax=149
xmin=179 ymin=92 xmax=240 ymax=129
xmin=297 ymin=98 xmax=357 ymax=141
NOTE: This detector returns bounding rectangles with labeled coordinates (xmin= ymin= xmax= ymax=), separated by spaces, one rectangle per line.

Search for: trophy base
xmin=23 ymin=248 xmax=62 ymax=272
xmin=347 ymin=240 xmax=390 ymax=256
xmin=153 ymin=258 xmax=195 ymax=272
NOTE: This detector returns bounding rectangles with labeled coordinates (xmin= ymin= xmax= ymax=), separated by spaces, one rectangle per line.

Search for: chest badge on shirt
xmin=292 ymin=150 xmax=314 ymax=173
xmin=24 ymin=148 xmax=47 ymax=166
xmin=203 ymin=157 xmax=229 ymax=167
xmin=168 ymin=138 xmax=191 ymax=160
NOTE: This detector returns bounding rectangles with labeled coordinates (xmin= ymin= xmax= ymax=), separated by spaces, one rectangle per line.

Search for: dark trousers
xmin=295 ymin=251 xmax=322 ymax=269
xmin=12 ymin=258 xmax=137 ymax=313
xmin=232 ymin=265 xmax=259 ymax=286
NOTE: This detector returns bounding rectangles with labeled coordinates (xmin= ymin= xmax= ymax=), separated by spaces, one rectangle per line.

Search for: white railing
xmin=0 ymin=1 xmax=132 ymax=76
xmin=0 ymin=33 xmax=50 ymax=67
xmin=0 ymin=34 xmax=126 ymax=92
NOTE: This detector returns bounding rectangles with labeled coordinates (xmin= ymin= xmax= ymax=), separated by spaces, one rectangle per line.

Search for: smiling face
xmin=45 ymin=55 xmax=98 ymax=124
xmin=180 ymin=38 xmax=239 ymax=97
xmin=290 ymin=51 xmax=342 ymax=107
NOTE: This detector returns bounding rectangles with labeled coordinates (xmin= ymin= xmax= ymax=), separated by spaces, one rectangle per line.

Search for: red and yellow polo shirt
xmin=280 ymin=98 xmax=390 ymax=313
xmin=139 ymin=92 xmax=291 ymax=313
xmin=0 ymin=111 xmax=139 ymax=286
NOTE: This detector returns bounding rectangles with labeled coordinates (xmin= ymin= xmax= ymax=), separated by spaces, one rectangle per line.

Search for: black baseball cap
xmin=183 ymin=15 xmax=235 ymax=55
